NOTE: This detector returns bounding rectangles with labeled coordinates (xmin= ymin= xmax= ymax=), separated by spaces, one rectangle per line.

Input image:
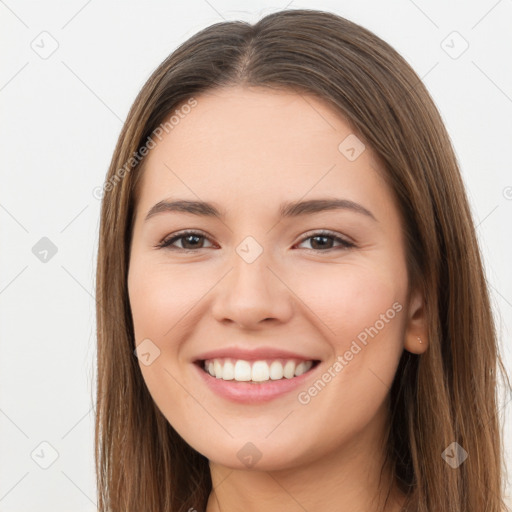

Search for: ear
xmin=403 ymin=288 xmax=428 ymax=354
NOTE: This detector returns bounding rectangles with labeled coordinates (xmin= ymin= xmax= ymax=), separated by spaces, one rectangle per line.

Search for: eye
xmin=295 ymin=230 xmax=356 ymax=251
xmin=156 ymin=229 xmax=356 ymax=253
xmin=156 ymin=230 xmax=215 ymax=252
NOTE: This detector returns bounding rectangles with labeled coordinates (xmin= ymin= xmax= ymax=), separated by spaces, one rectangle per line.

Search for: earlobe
xmin=405 ymin=334 xmax=428 ymax=355
xmin=403 ymin=289 xmax=429 ymax=354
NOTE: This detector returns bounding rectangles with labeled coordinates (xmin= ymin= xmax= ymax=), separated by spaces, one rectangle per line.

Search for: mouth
xmin=194 ymin=357 xmax=321 ymax=384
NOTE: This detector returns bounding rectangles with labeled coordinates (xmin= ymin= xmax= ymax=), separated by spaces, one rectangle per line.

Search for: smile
xmin=202 ymin=357 xmax=318 ymax=382
xmin=194 ymin=357 xmax=321 ymax=403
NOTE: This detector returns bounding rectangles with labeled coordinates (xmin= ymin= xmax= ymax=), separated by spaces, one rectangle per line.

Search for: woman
xmin=95 ymin=9 xmax=510 ymax=511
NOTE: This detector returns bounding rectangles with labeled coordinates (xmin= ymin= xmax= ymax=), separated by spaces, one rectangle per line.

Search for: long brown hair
xmin=95 ymin=9 xmax=510 ymax=511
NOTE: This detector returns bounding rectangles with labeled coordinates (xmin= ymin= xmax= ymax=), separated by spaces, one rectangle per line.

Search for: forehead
xmin=161 ymin=85 xmax=361 ymax=164
xmin=136 ymin=85 xmax=394 ymax=222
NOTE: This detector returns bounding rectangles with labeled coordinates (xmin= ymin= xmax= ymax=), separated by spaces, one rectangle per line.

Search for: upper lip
xmin=194 ymin=346 xmax=320 ymax=362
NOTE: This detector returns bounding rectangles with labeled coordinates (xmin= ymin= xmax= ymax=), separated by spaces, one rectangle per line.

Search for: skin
xmin=127 ymin=85 xmax=428 ymax=512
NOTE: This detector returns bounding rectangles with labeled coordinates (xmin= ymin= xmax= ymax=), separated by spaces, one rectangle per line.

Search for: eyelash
xmin=155 ymin=229 xmax=356 ymax=253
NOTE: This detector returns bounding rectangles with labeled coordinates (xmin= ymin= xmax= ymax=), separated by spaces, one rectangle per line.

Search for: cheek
xmin=283 ymin=263 xmax=406 ymax=449
xmin=128 ymin=261 xmax=211 ymax=345
xmin=294 ymin=261 xmax=405 ymax=345
xmin=291 ymin=261 xmax=406 ymax=398
xmin=127 ymin=261 xmax=206 ymax=426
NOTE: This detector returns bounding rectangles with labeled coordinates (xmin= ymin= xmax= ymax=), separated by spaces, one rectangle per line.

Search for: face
xmin=127 ymin=85 xmax=419 ymax=471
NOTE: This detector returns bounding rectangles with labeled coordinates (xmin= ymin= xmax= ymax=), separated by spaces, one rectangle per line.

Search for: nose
xmin=211 ymin=248 xmax=294 ymax=330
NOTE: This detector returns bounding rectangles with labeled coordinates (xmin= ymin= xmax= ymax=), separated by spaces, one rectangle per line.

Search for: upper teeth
xmin=204 ymin=358 xmax=314 ymax=382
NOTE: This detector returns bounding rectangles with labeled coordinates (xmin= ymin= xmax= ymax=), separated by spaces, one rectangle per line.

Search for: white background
xmin=1 ymin=0 xmax=511 ymax=510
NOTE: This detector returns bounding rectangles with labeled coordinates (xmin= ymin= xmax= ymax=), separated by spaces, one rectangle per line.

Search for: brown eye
xmin=156 ymin=230 xmax=355 ymax=253
xmin=296 ymin=231 xmax=355 ymax=251
xmin=157 ymin=231 xmax=214 ymax=251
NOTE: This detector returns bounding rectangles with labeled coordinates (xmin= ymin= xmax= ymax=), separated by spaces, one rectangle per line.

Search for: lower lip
xmin=193 ymin=362 xmax=320 ymax=404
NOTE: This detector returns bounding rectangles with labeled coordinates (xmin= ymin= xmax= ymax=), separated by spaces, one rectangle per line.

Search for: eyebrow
xmin=145 ymin=199 xmax=377 ymax=222
xmin=144 ymin=198 xmax=377 ymax=222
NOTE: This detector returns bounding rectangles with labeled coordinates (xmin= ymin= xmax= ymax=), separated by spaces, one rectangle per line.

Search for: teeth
xmin=269 ymin=360 xmax=284 ymax=380
xmin=223 ymin=359 xmax=235 ymax=380
xmin=251 ymin=361 xmax=269 ymax=382
xmin=214 ymin=360 xmax=223 ymax=379
xmin=234 ymin=360 xmax=251 ymax=381
xmin=203 ymin=358 xmax=314 ymax=382
xmin=295 ymin=361 xmax=309 ymax=376
xmin=283 ymin=360 xmax=295 ymax=379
